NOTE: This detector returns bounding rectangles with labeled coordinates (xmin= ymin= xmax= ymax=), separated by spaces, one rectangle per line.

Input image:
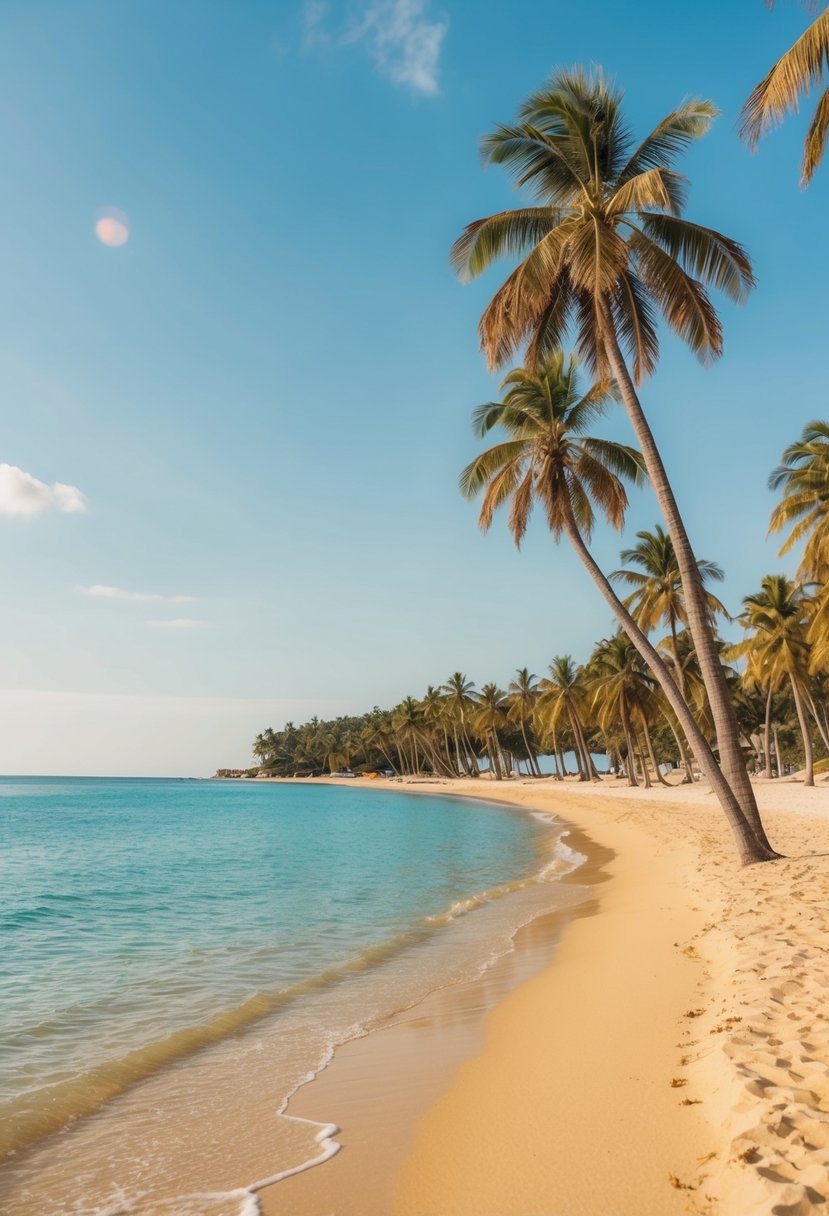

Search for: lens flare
xmin=95 ymin=209 xmax=130 ymax=247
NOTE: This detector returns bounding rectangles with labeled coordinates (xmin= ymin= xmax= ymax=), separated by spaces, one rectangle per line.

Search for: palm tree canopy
xmin=611 ymin=524 xmax=726 ymax=631
xmin=728 ymin=575 xmax=812 ymax=687
xmin=769 ymin=420 xmax=829 ymax=579
xmin=451 ymin=66 xmax=755 ymax=379
xmin=740 ymin=6 xmax=829 ymax=186
xmin=459 ymin=352 xmax=645 ymax=546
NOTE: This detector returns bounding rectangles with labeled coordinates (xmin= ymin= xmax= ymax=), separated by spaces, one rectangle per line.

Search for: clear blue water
xmin=0 ymin=776 xmax=551 ymax=1160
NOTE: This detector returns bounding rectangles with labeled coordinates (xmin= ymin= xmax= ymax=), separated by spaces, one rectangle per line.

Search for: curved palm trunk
xmin=763 ymin=686 xmax=774 ymax=780
xmin=773 ymin=724 xmax=783 ymax=779
xmin=601 ymin=313 xmax=773 ymax=853
xmin=567 ymin=704 xmax=588 ymax=781
xmin=789 ymin=675 xmax=814 ymax=787
xmin=561 ymin=500 xmax=778 ymax=864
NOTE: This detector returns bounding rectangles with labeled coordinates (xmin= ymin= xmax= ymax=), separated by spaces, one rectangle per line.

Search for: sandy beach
xmin=258 ymin=773 xmax=829 ymax=1215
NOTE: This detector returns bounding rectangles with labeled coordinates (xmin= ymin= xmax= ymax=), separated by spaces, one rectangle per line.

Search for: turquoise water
xmin=1 ymin=779 xmax=549 ymax=1144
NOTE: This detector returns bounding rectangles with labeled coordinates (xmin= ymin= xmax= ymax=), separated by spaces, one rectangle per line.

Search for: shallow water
xmin=0 ymin=778 xmax=584 ymax=1214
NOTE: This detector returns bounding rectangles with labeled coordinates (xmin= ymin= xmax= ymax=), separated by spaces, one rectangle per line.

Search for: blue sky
xmin=0 ymin=0 xmax=825 ymax=774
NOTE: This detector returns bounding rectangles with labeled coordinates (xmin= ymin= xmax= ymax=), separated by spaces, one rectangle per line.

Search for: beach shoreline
xmin=259 ymin=773 xmax=829 ymax=1215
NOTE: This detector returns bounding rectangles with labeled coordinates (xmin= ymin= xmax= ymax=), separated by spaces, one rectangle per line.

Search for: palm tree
xmin=451 ymin=66 xmax=772 ymax=851
xmin=588 ymin=633 xmax=665 ymax=787
xmin=440 ymin=672 xmax=480 ymax=775
xmin=769 ymin=421 xmax=829 ymax=579
xmin=472 ymin=684 xmax=509 ymax=778
xmin=611 ymin=526 xmax=726 ymax=696
xmin=740 ymin=5 xmax=829 ymax=186
xmin=460 ymin=351 xmax=773 ymax=864
xmin=538 ymin=656 xmax=598 ymax=781
xmin=729 ymin=576 xmax=815 ymax=786
xmin=507 ymin=668 xmax=543 ymax=776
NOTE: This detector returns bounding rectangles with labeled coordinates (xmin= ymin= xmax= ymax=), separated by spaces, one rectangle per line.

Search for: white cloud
xmin=145 ymin=618 xmax=208 ymax=630
xmin=80 ymin=585 xmax=194 ymax=604
xmin=0 ymin=463 xmax=87 ymax=518
xmin=303 ymin=0 xmax=446 ymax=95
xmin=302 ymin=0 xmax=332 ymax=47
xmin=348 ymin=0 xmax=446 ymax=94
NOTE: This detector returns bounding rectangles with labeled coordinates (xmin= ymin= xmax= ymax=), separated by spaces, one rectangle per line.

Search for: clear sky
xmin=0 ymin=0 xmax=825 ymax=775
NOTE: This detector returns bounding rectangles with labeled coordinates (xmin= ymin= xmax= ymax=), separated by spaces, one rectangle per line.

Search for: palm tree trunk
xmin=763 ymin=686 xmax=774 ymax=779
xmin=560 ymin=499 xmax=777 ymax=864
xmin=566 ymin=705 xmax=588 ymax=781
xmin=600 ymin=311 xmax=773 ymax=852
xmin=642 ymin=716 xmax=670 ymax=786
xmin=621 ymin=703 xmax=638 ymax=786
xmin=789 ymin=675 xmax=814 ymax=787
xmin=773 ymin=724 xmax=783 ymax=779
xmin=806 ymin=692 xmax=829 ymax=751
xmin=664 ymin=711 xmax=693 ymax=781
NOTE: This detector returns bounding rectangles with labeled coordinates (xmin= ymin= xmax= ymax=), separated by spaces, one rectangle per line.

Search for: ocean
xmin=0 ymin=777 xmax=586 ymax=1215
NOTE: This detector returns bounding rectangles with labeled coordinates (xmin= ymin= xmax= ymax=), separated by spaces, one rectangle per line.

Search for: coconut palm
xmin=611 ymin=526 xmax=726 ymax=694
xmin=451 ymin=66 xmax=771 ymax=849
xmin=538 ymin=656 xmax=598 ymax=781
xmin=729 ymin=576 xmax=815 ymax=786
xmin=507 ymin=668 xmax=543 ymax=776
xmin=460 ymin=351 xmax=774 ymax=863
xmin=741 ymin=5 xmax=829 ymax=186
xmin=769 ymin=421 xmax=829 ymax=579
xmin=588 ymin=633 xmax=666 ymax=787
xmin=440 ymin=672 xmax=480 ymax=776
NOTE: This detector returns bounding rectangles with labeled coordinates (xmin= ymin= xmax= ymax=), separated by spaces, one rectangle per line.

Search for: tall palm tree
xmin=507 ymin=668 xmax=543 ymax=776
xmin=729 ymin=576 xmax=815 ymax=786
xmin=460 ymin=351 xmax=773 ymax=864
xmin=740 ymin=5 xmax=829 ymax=186
xmin=451 ymin=66 xmax=771 ymax=850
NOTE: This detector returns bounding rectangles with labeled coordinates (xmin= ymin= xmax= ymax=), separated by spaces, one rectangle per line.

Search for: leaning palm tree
xmin=740 ymin=5 xmax=829 ymax=186
xmin=729 ymin=576 xmax=816 ymax=786
xmin=472 ymin=684 xmax=509 ymax=778
xmin=451 ymin=66 xmax=768 ymax=846
xmin=460 ymin=351 xmax=774 ymax=864
xmin=440 ymin=672 xmax=480 ymax=775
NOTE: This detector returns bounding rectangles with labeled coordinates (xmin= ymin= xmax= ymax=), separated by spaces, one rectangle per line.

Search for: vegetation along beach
xmin=1 ymin=2 xmax=829 ymax=1215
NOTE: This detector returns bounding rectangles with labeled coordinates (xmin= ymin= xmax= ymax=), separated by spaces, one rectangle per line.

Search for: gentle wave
xmin=2 ymin=818 xmax=587 ymax=1165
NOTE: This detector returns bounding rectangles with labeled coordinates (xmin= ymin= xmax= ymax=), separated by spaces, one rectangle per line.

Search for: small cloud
xmin=302 ymin=0 xmax=331 ymax=47
xmin=146 ymin=618 xmax=208 ymax=630
xmin=80 ymin=585 xmax=194 ymax=604
xmin=0 ymin=464 xmax=88 ymax=518
xmin=303 ymin=0 xmax=446 ymax=94
xmin=347 ymin=0 xmax=447 ymax=94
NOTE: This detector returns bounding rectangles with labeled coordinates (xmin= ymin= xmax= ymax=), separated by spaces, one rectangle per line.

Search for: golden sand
xmin=268 ymin=774 xmax=829 ymax=1215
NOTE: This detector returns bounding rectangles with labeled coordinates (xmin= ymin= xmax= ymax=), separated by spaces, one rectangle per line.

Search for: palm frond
xmin=459 ymin=441 xmax=529 ymax=500
xmin=641 ymin=215 xmax=755 ymax=303
xmin=450 ymin=208 xmax=560 ymax=282
xmin=740 ymin=9 xmax=829 ymax=149
xmin=631 ymin=229 xmax=723 ymax=362
xmin=803 ymin=84 xmax=829 ymax=183
xmin=618 ymin=101 xmax=718 ymax=179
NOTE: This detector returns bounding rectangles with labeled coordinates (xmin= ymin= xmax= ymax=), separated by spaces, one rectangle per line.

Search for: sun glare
xmin=95 ymin=210 xmax=130 ymax=247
